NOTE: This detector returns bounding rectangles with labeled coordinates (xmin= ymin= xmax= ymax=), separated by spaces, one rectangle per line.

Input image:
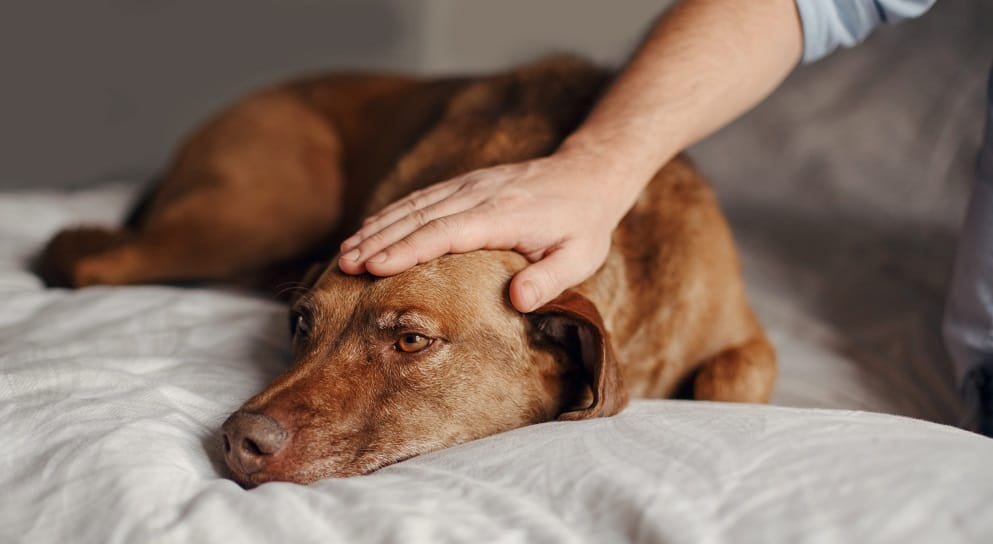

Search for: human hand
xmin=337 ymin=150 xmax=631 ymax=312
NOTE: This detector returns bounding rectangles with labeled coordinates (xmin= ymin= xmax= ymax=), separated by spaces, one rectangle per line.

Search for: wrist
xmin=553 ymin=131 xmax=675 ymax=224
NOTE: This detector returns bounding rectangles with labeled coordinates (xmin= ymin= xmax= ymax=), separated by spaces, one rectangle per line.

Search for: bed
xmin=4 ymin=2 xmax=993 ymax=543
xmin=0 ymin=178 xmax=990 ymax=544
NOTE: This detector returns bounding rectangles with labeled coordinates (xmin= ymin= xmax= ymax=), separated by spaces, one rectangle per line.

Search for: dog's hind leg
xmin=35 ymin=227 xmax=137 ymax=287
xmin=692 ymin=333 xmax=777 ymax=404
xmin=37 ymin=90 xmax=350 ymax=289
xmin=38 ymin=180 xmax=342 ymax=289
xmin=38 ymin=225 xmax=240 ymax=289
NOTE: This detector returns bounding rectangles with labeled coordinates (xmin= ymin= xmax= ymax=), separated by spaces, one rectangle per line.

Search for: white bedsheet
xmin=1 ymin=186 xmax=992 ymax=544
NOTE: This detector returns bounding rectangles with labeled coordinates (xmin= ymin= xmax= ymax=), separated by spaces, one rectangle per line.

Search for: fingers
xmin=338 ymin=191 xmax=485 ymax=275
xmin=361 ymin=212 xmax=503 ymax=276
xmin=342 ymin=182 xmax=461 ymax=252
xmin=509 ymin=244 xmax=598 ymax=313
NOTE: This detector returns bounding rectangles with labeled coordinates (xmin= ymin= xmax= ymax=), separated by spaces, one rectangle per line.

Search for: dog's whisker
xmin=276 ymin=283 xmax=311 ymax=298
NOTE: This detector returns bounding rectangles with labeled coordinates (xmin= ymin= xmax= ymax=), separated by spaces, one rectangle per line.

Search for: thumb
xmin=510 ymin=245 xmax=593 ymax=313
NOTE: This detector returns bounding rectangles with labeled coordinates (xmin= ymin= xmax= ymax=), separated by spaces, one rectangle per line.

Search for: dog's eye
xmin=291 ymin=311 xmax=310 ymax=337
xmin=395 ymin=333 xmax=432 ymax=353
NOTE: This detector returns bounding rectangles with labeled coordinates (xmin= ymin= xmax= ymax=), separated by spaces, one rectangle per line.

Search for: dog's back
xmin=37 ymin=57 xmax=604 ymax=287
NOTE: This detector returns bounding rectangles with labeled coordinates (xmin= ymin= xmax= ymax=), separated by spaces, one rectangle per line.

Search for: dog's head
xmin=221 ymin=250 xmax=627 ymax=486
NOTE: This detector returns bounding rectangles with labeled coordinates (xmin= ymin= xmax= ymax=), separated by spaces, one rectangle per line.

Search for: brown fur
xmin=36 ymin=55 xmax=776 ymax=486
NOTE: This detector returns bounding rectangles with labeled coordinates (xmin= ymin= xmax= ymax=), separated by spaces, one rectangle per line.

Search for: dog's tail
xmin=123 ymin=174 xmax=165 ymax=230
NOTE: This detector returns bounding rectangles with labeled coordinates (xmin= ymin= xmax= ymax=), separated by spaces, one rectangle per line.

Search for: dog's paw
xmin=34 ymin=227 xmax=133 ymax=288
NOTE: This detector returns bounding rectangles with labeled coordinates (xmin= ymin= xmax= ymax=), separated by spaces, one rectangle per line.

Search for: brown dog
xmin=37 ymin=56 xmax=775 ymax=486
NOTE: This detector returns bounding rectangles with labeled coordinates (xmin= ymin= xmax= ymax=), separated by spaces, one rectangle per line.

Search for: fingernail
xmin=341 ymin=237 xmax=358 ymax=250
xmin=341 ymin=248 xmax=360 ymax=261
xmin=368 ymin=252 xmax=388 ymax=264
xmin=521 ymin=281 xmax=539 ymax=311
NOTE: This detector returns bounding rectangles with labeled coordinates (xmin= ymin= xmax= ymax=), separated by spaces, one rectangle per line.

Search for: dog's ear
xmin=530 ymin=290 xmax=629 ymax=420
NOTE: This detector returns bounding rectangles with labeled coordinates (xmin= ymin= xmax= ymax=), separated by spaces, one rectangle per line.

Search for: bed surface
xmin=2 ymin=186 xmax=991 ymax=544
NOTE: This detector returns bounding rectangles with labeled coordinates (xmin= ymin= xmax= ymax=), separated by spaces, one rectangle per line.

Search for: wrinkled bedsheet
xmin=1 ymin=186 xmax=992 ymax=544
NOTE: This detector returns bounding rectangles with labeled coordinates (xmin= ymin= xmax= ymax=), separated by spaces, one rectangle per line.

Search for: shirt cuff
xmin=795 ymin=0 xmax=937 ymax=64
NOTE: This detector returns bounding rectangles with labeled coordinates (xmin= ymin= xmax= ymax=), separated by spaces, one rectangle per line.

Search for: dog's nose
xmin=221 ymin=411 xmax=290 ymax=476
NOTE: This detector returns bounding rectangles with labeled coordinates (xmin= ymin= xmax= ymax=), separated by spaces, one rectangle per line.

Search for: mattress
xmin=1 ymin=186 xmax=992 ymax=544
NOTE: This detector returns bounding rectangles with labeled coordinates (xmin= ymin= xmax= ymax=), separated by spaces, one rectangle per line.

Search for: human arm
xmin=339 ymin=0 xmax=805 ymax=312
xmin=339 ymin=0 xmax=934 ymax=312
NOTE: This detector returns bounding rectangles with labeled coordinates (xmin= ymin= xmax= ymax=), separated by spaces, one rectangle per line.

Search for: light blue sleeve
xmin=795 ymin=0 xmax=937 ymax=63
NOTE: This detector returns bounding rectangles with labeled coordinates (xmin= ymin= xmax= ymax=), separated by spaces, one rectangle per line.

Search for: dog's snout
xmin=221 ymin=411 xmax=290 ymax=476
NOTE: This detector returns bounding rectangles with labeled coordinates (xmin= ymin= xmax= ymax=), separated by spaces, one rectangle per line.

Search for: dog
xmin=37 ymin=56 xmax=776 ymax=486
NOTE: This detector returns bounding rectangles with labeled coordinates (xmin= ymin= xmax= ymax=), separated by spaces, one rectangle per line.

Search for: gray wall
xmin=0 ymin=0 xmax=669 ymax=190
xmin=0 ymin=0 xmax=429 ymax=189
xmin=418 ymin=0 xmax=664 ymax=72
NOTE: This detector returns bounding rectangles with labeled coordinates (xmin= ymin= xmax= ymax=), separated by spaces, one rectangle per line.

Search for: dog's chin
xmin=226 ymin=452 xmax=418 ymax=488
xmin=227 ymin=466 xmax=356 ymax=488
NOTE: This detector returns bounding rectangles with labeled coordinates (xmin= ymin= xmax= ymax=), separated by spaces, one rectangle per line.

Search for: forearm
xmin=558 ymin=0 xmax=803 ymax=215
